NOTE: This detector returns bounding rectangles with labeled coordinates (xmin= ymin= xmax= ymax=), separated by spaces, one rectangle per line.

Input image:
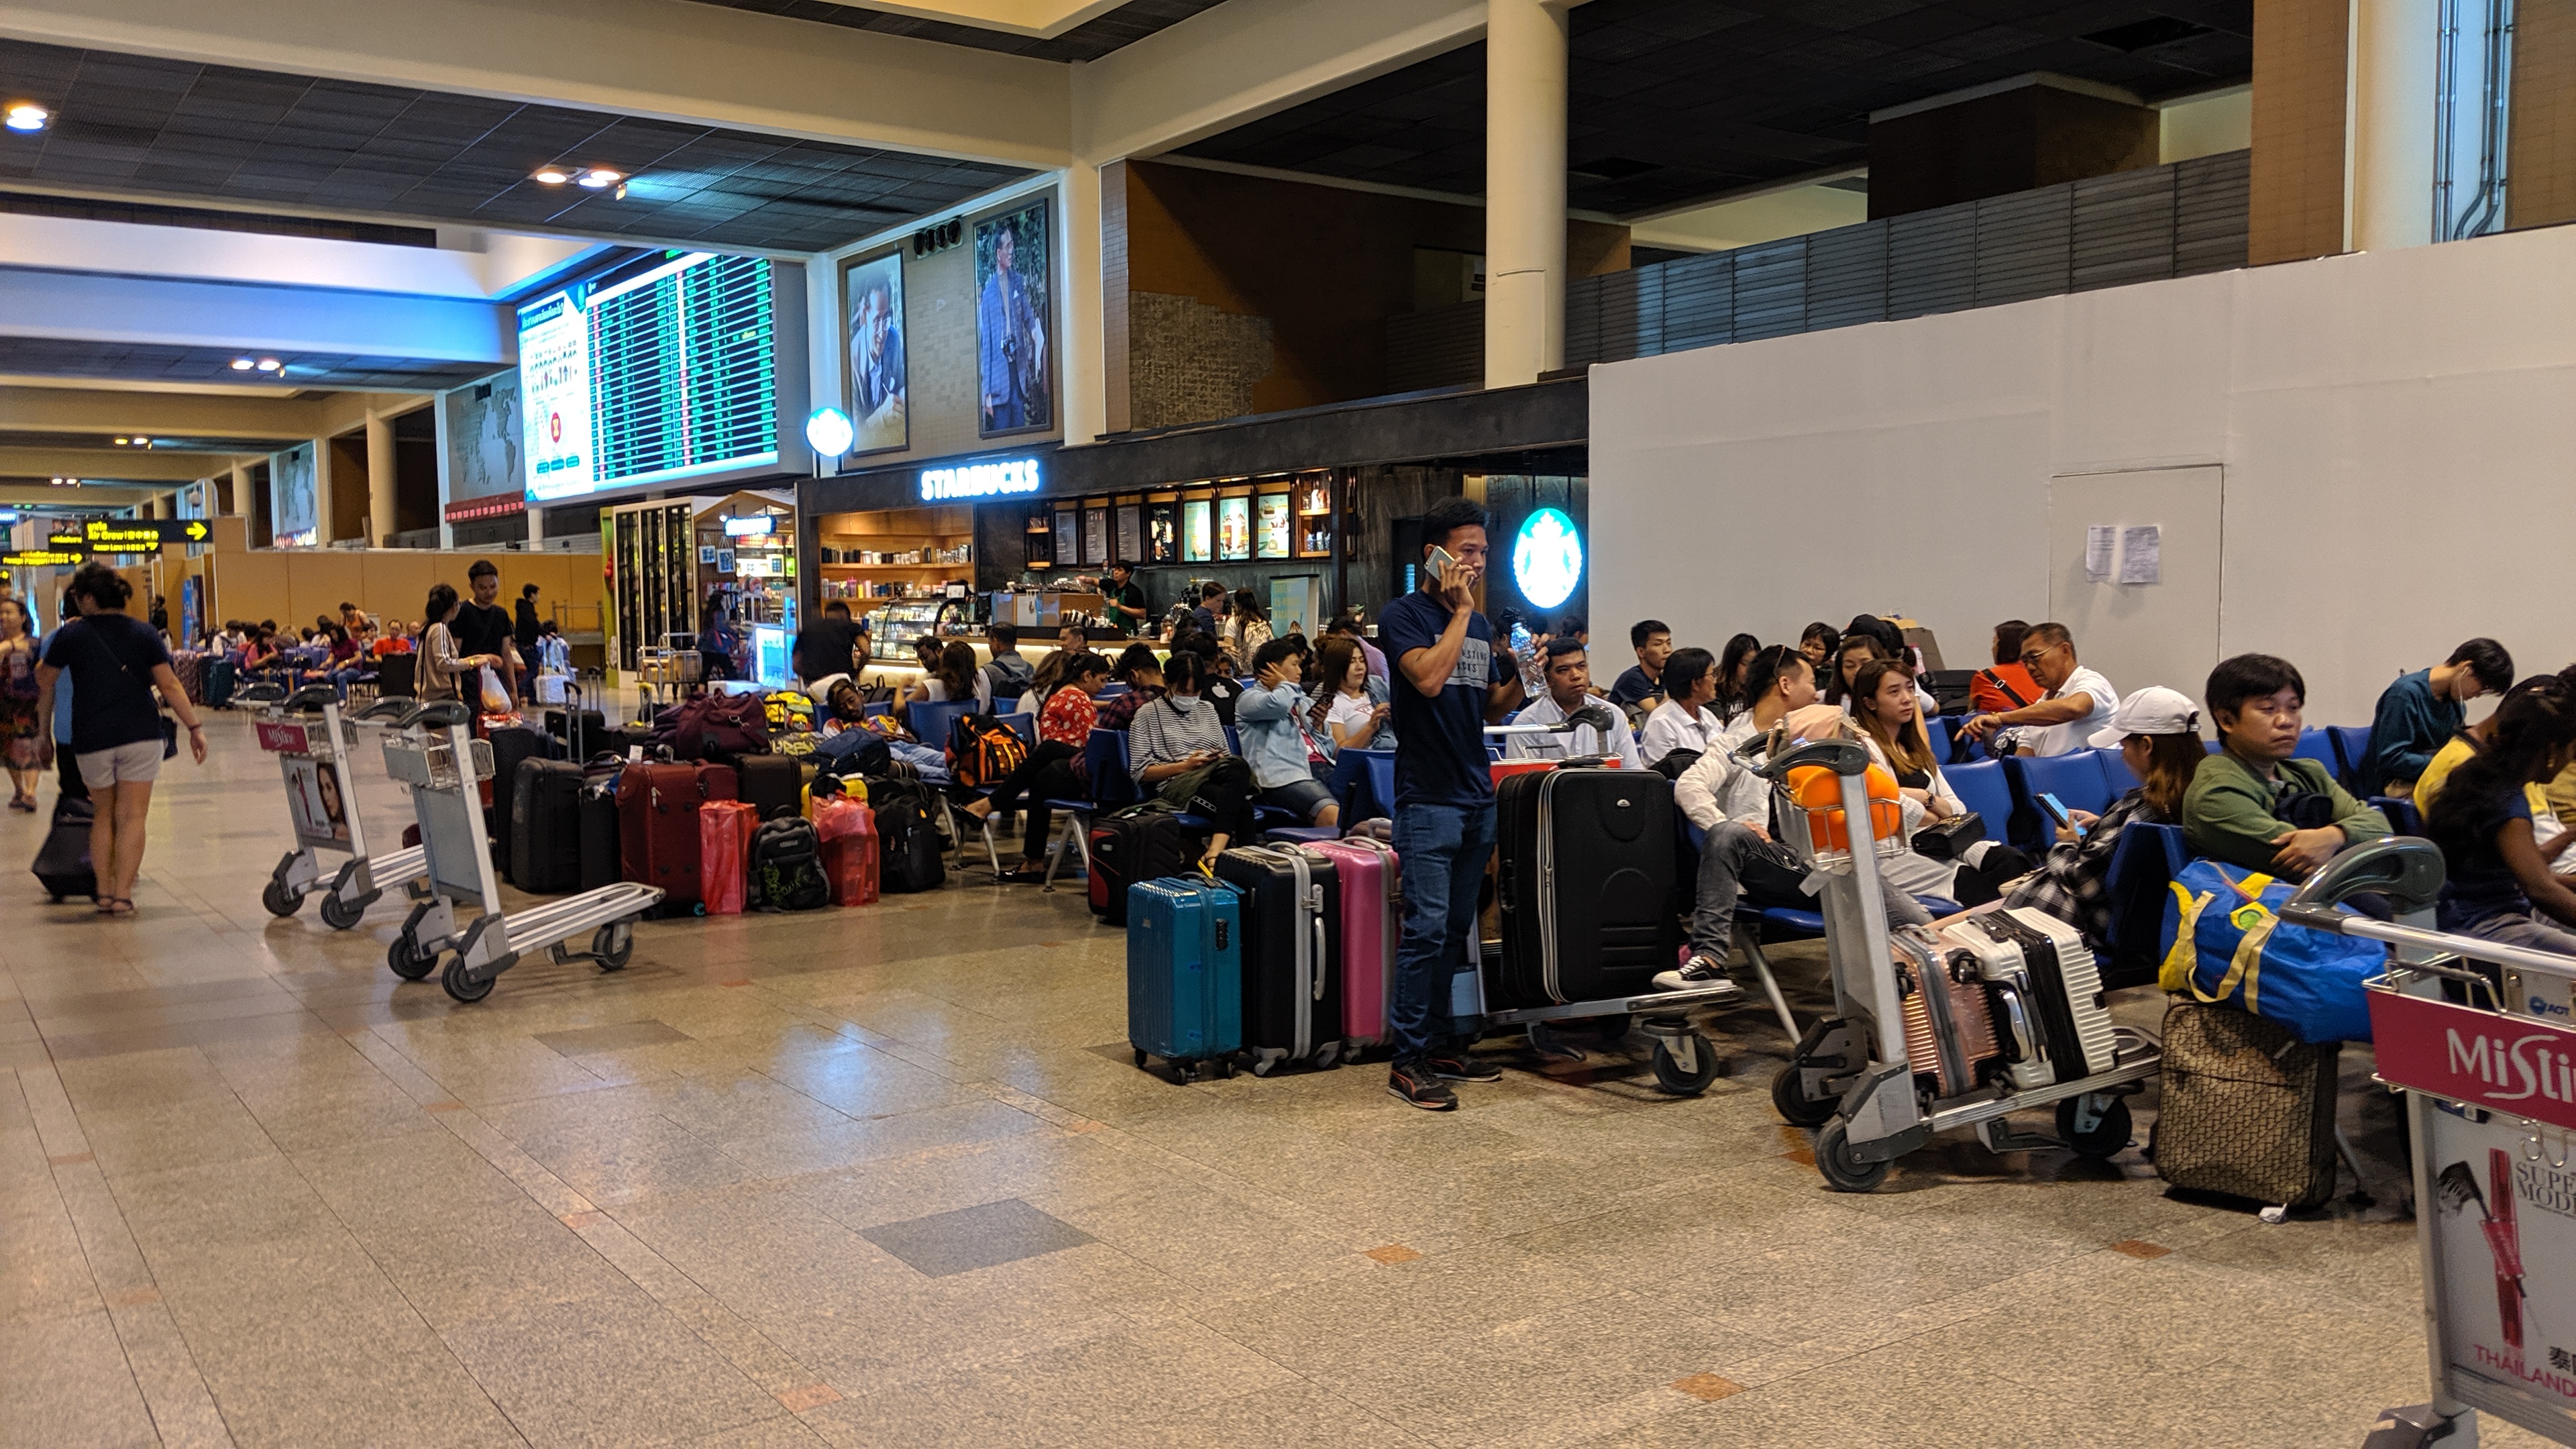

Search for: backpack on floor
xmin=867 ymin=776 xmax=946 ymax=893
xmin=753 ymin=816 xmax=830 ymax=912
xmin=947 ymin=712 xmax=1028 ymax=791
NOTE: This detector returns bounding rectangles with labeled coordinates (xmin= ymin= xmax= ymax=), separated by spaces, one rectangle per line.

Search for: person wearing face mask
xmin=1126 ymin=648 xmax=1258 ymax=867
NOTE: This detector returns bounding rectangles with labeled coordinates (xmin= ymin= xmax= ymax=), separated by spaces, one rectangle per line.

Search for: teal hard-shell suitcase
xmin=1128 ymin=875 xmax=1244 ymax=1079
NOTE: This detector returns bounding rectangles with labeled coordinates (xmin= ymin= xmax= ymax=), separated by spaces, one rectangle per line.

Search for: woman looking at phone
xmin=1126 ymin=648 xmax=1260 ymax=868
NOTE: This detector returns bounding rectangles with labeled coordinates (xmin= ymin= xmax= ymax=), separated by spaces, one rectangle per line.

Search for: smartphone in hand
xmin=1426 ymin=545 xmax=1456 ymax=587
xmin=2036 ymin=792 xmax=2084 ymax=838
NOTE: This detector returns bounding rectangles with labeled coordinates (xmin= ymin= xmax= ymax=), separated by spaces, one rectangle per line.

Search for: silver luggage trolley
xmin=2281 ymin=841 xmax=2576 ymax=1449
xmin=381 ymin=700 xmax=661 ymax=1003
xmin=1756 ymin=737 xmax=2161 ymax=1191
xmin=1456 ymin=712 xmax=1743 ymax=1097
xmin=254 ymin=684 xmax=427 ymax=929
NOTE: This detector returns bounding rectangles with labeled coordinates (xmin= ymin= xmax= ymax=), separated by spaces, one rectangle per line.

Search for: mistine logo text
xmin=2449 ymin=1028 xmax=2576 ymax=1104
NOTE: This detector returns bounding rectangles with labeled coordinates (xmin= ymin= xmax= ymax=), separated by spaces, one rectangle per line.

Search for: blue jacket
xmin=1234 ymin=680 xmax=1316 ymax=790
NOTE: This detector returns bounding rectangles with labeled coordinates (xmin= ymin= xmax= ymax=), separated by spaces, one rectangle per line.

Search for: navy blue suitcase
xmin=1128 ymin=876 xmax=1244 ymax=1079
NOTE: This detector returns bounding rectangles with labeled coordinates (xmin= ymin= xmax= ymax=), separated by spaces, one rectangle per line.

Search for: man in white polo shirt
xmin=1506 ymin=638 xmax=1641 ymax=768
xmin=1960 ymin=621 xmax=2114 ymax=757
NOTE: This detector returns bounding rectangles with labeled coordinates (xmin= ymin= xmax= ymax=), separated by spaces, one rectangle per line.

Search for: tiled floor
xmin=0 ymin=714 xmax=2542 ymax=1446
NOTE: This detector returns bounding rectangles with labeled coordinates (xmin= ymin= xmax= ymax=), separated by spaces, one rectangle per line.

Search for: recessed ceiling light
xmin=256 ymin=358 xmax=281 ymax=372
xmin=531 ymin=167 xmax=570 ymax=185
xmin=113 ymin=437 xmax=129 ymax=445
xmin=578 ymin=168 xmax=623 ymax=190
xmin=3 ymin=104 xmax=46 ymax=133
xmin=230 ymin=358 xmax=254 ymax=371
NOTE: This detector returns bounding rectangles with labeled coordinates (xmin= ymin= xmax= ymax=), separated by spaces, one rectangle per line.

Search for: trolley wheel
xmin=590 ymin=922 xmax=634 ymax=971
xmin=260 ymin=877 xmax=303 ymax=918
xmin=1771 ymin=1063 xmax=1838 ymax=1128
xmin=2055 ymin=1094 xmax=2134 ymax=1161
xmin=317 ymin=892 xmax=364 ymax=931
xmin=386 ymin=932 xmax=437 ymax=981
xmin=440 ymin=955 xmax=495 ymax=1004
xmin=1815 ymin=1120 xmax=1890 ymax=1193
xmin=1650 ymin=1034 xmax=1722 ymax=1095
xmin=1134 ymin=1047 xmax=1148 ymax=1069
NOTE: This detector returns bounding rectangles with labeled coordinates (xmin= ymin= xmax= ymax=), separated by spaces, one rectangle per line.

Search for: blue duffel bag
xmin=2158 ymin=859 xmax=2385 ymax=1043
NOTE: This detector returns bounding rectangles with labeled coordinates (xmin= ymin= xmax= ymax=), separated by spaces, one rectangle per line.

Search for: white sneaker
xmin=1653 ymin=954 xmax=1729 ymax=991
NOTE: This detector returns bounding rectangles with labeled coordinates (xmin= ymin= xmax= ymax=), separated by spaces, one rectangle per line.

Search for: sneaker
xmin=1653 ymin=953 xmax=1729 ymax=992
xmin=1387 ymin=1062 xmax=1458 ymax=1110
xmin=1428 ymin=1054 xmax=1503 ymax=1083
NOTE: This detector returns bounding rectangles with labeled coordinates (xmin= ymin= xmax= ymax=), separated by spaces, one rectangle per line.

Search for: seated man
xmin=1606 ymin=619 xmax=1671 ymax=716
xmin=2359 ymin=637 xmax=2513 ymax=801
xmin=2185 ymin=653 xmax=2390 ymax=878
xmin=1654 ymin=700 xmax=1931 ymax=990
xmin=1236 ymin=639 xmax=1338 ymax=828
xmin=1507 ymin=638 xmax=1641 ymax=767
xmin=1959 ymin=621 xmax=2112 ymax=757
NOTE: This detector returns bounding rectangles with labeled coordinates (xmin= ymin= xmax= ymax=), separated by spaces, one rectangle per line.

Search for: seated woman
xmin=1012 ymin=651 xmax=1071 ymax=716
xmin=1996 ymin=685 xmax=2206 ymax=950
xmin=961 ymin=651 xmax=1110 ymax=882
xmin=1638 ymin=646 xmax=1725 ymax=765
xmin=914 ymin=640 xmax=991 ymax=714
xmin=2424 ymin=676 xmax=2576 ymax=954
xmin=319 ymin=623 xmax=366 ymax=699
xmin=1237 ymin=638 xmax=1339 ymax=830
xmin=1798 ymin=621 xmax=1839 ymax=670
xmin=1849 ymin=658 xmax=2030 ymax=906
xmin=1311 ymin=637 xmax=1393 ymax=754
xmin=1715 ymin=633 xmax=1761 ymax=722
xmin=240 ymin=625 xmax=285 ymax=676
xmin=1822 ymin=633 xmax=1880 ymax=710
xmin=2184 ymin=653 xmax=2389 ymax=878
xmin=1126 ymin=649 xmax=1259 ymax=867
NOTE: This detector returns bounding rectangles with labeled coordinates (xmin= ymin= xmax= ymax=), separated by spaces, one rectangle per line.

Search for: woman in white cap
xmin=1999 ymin=684 xmax=2206 ymax=948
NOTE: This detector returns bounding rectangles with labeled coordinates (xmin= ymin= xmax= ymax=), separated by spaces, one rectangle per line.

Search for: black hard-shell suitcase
xmin=578 ymin=782 xmax=621 ymax=892
xmin=1212 ymin=845 xmax=1344 ymax=1073
xmin=1492 ymin=765 xmax=1676 ymax=1007
xmin=510 ymin=758 xmax=584 ymax=894
xmin=1089 ymin=808 xmax=1191 ymax=926
xmin=34 ymin=795 xmax=97 ymax=902
xmin=738 ymin=755 xmax=802 ymax=822
xmin=484 ymin=724 xmax=545 ymax=849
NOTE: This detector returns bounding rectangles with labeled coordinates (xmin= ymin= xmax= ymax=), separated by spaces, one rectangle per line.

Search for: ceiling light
xmin=3 ymin=104 xmax=46 ymax=133
xmin=230 ymin=358 xmax=254 ymax=371
xmin=113 ymin=437 xmax=129 ymax=445
xmin=531 ymin=167 xmax=570 ymax=185
xmin=256 ymin=358 xmax=281 ymax=372
xmin=578 ymin=168 xmax=623 ymax=190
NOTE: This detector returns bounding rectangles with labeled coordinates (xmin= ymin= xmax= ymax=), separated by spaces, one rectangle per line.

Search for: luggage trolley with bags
xmin=253 ymin=684 xmax=427 ymax=929
xmin=2271 ymin=840 xmax=2576 ymax=1449
xmin=380 ymin=700 xmax=661 ymax=1002
xmin=1460 ymin=709 xmax=1743 ymax=1096
xmin=1757 ymin=736 xmax=2161 ymax=1190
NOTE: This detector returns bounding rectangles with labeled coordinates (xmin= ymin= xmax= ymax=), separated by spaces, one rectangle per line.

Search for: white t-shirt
xmin=1639 ymin=699 xmax=1723 ymax=764
xmin=2025 ymin=665 xmax=2115 ymax=757
xmin=1324 ymin=690 xmax=1379 ymax=745
xmin=924 ymin=674 xmax=994 ymax=713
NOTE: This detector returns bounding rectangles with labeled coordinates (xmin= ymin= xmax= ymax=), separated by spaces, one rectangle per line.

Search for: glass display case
xmin=865 ymin=599 xmax=952 ymax=651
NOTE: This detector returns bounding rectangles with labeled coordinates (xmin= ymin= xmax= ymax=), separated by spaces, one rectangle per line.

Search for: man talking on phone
xmin=1379 ymin=497 xmax=1527 ymax=1110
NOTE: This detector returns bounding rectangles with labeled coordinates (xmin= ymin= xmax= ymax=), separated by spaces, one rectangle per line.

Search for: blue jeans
xmin=1389 ymin=800 xmax=1495 ymax=1065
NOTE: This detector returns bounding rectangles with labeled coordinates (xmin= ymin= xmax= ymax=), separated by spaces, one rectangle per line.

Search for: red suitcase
xmin=616 ymin=762 xmax=738 ymax=910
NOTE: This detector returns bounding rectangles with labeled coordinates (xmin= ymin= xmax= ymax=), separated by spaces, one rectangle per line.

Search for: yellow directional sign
xmin=1 ymin=549 xmax=85 ymax=568
xmin=83 ymin=519 xmax=201 ymax=549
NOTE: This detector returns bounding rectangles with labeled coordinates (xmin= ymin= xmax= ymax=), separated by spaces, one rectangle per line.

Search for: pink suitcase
xmin=1309 ymin=838 xmax=1399 ymax=1050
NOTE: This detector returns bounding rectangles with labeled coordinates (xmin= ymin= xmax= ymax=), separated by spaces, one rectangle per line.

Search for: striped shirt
xmin=1128 ymin=694 xmax=1228 ymax=773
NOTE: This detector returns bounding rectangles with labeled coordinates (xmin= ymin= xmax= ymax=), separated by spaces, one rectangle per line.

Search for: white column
xmin=431 ymin=394 xmax=456 ymax=549
xmin=1060 ymin=160 xmax=1106 ymax=445
xmin=366 ymin=411 xmax=397 ymax=546
xmin=228 ymin=460 xmax=252 ymax=516
xmin=2349 ymin=0 xmax=2440 ymax=250
xmin=1484 ymin=0 xmax=1569 ymax=388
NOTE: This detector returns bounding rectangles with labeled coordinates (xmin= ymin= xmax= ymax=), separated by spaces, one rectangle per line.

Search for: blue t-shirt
xmin=1607 ymin=664 xmax=1662 ymax=708
xmin=1379 ymin=589 xmax=1509 ymax=808
xmin=42 ymin=612 xmax=170 ymax=755
xmin=2435 ymin=788 xmax=2533 ymax=932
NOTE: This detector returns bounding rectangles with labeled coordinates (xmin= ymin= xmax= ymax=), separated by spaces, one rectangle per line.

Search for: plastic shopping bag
xmin=478 ymin=664 xmax=513 ymax=715
xmin=698 ymin=800 xmax=757 ymax=915
xmin=810 ymin=796 xmax=879 ymax=907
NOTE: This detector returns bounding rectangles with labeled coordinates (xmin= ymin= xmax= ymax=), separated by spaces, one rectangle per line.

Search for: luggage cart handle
xmin=280 ymin=682 xmax=339 ymax=714
xmin=1739 ymin=736 xmax=1872 ymax=782
xmin=1481 ymin=703 xmax=1621 ymax=737
xmin=2279 ymin=837 xmax=2449 ymax=930
xmin=394 ymin=700 xmax=473 ymax=732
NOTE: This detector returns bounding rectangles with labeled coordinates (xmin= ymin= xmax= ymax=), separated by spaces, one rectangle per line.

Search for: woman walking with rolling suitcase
xmin=35 ymin=564 xmax=208 ymax=917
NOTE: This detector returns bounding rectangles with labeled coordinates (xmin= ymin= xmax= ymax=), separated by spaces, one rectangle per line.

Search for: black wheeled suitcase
xmin=1492 ymin=765 xmax=1676 ymax=1008
xmin=484 ymin=724 xmax=545 ymax=848
xmin=510 ymin=758 xmax=584 ymax=894
xmin=738 ymin=755 xmax=802 ymax=822
xmin=34 ymin=795 xmax=97 ymax=902
xmin=1213 ymin=845 xmax=1344 ymax=1073
xmin=578 ymin=781 xmax=621 ymax=892
xmin=1089 ymin=808 xmax=1191 ymax=926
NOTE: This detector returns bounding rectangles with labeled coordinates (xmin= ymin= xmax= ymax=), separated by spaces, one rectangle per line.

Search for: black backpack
xmin=753 ymin=817 xmax=830 ymax=912
xmin=867 ymin=777 xmax=946 ymax=893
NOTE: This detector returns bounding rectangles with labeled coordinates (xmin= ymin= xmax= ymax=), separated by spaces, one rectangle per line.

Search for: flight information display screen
xmin=519 ymin=251 xmax=777 ymax=502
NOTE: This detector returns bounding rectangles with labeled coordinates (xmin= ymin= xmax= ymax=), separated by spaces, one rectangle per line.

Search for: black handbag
xmin=1913 ymin=811 xmax=1985 ymax=860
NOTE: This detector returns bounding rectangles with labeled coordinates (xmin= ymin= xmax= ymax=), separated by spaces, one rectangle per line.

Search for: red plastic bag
xmin=810 ymin=796 xmax=879 ymax=907
xmin=698 ymin=800 xmax=757 ymax=915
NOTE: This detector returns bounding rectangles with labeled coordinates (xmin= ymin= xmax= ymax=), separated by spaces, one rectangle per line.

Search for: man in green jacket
xmin=2358 ymin=638 xmax=2514 ymax=800
xmin=2186 ymin=653 xmax=2391 ymax=878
